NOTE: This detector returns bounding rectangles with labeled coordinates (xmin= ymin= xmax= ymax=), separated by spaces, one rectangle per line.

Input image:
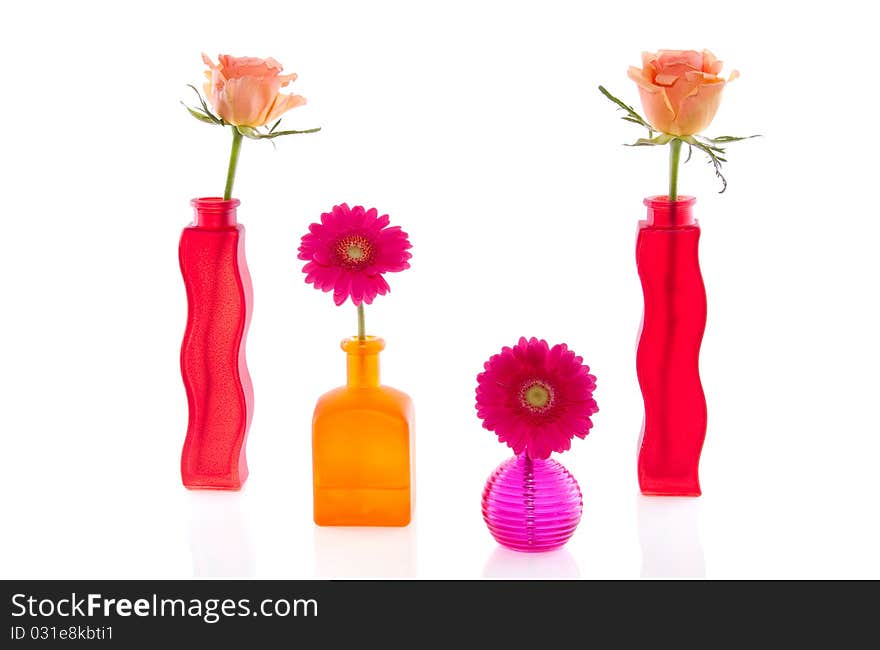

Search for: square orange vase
xmin=312 ymin=337 xmax=414 ymax=526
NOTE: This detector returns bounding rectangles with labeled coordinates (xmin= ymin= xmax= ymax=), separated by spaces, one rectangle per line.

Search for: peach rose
xmin=627 ymin=50 xmax=738 ymax=136
xmin=202 ymin=53 xmax=306 ymax=127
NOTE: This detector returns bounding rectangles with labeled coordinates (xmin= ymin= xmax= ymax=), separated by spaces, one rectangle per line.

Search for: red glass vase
xmin=636 ymin=196 xmax=707 ymax=496
xmin=179 ymin=197 xmax=254 ymax=489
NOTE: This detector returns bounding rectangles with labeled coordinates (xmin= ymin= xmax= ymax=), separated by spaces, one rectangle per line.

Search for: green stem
xmin=223 ymin=127 xmax=244 ymax=200
xmin=668 ymin=138 xmax=682 ymax=201
xmin=357 ymin=303 xmax=365 ymax=341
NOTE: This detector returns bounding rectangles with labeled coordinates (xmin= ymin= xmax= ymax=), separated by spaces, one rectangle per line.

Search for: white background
xmin=1 ymin=0 xmax=877 ymax=579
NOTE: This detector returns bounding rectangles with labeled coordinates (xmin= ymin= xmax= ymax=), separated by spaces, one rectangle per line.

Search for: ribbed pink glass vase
xmin=482 ymin=454 xmax=583 ymax=552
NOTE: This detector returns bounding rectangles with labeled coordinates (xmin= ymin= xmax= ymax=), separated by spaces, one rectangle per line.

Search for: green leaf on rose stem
xmin=268 ymin=119 xmax=282 ymax=133
xmin=181 ymin=102 xmax=221 ymax=125
xmin=598 ymin=85 xmax=653 ymax=133
xmin=237 ymin=125 xmax=322 ymax=140
xmin=186 ymin=84 xmax=223 ymax=124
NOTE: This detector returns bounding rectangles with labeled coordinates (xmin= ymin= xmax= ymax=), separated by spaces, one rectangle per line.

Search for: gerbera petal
xmin=302 ymin=262 xmax=322 ymax=285
xmin=525 ymin=338 xmax=548 ymax=368
xmin=373 ymin=274 xmax=391 ymax=296
xmin=318 ymin=265 xmax=342 ymax=291
xmin=350 ymin=204 xmax=367 ymax=228
xmin=349 ymin=274 xmax=366 ymax=305
xmin=333 ymin=272 xmax=352 ymax=306
xmin=312 ymin=246 xmax=333 ymax=265
xmin=361 ymin=280 xmax=379 ymax=305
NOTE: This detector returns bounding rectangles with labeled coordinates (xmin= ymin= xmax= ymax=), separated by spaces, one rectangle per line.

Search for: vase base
xmin=314 ymin=487 xmax=411 ymax=527
xmin=639 ymin=478 xmax=701 ymax=497
xmin=183 ymin=476 xmax=246 ymax=491
xmin=640 ymin=488 xmax=701 ymax=497
xmin=495 ymin=540 xmax=570 ymax=553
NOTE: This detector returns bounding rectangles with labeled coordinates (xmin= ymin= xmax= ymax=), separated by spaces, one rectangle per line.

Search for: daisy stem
xmin=668 ymin=138 xmax=682 ymax=202
xmin=357 ymin=303 xmax=366 ymax=341
xmin=223 ymin=127 xmax=243 ymax=201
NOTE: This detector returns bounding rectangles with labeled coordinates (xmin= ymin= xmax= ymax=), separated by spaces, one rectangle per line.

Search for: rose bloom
xmin=202 ymin=53 xmax=306 ymax=127
xmin=628 ymin=49 xmax=738 ymax=136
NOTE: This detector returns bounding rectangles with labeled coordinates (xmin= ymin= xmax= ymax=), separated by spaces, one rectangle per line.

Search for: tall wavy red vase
xmin=179 ymin=197 xmax=254 ymax=490
xmin=636 ymin=196 xmax=707 ymax=496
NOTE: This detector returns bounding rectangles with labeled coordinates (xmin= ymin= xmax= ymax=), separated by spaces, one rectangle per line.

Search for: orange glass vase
xmin=312 ymin=336 xmax=414 ymax=526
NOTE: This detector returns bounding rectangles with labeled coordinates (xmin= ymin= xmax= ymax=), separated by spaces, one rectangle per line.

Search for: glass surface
xmin=636 ymin=196 xmax=707 ymax=496
xmin=482 ymin=453 xmax=582 ymax=552
xmin=179 ymin=198 xmax=253 ymax=489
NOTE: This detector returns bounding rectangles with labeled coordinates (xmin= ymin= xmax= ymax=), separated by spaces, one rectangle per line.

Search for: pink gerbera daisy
xmin=298 ymin=203 xmax=412 ymax=306
xmin=476 ymin=337 xmax=598 ymax=459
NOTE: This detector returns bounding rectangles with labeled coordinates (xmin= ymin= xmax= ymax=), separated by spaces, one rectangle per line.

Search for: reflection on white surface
xmin=188 ymin=491 xmax=255 ymax=578
xmin=313 ymin=524 xmax=417 ymax=578
xmin=638 ymin=495 xmax=706 ymax=578
xmin=483 ymin=546 xmax=580 ymax=579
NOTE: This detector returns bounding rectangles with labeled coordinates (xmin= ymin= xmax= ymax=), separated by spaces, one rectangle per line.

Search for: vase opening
xmin=643 ymin=195 xmax=696 ymax=227
xmin=341 ymin=336 xmax=385 ymax=388
xmin=191 ymin=197 xmax=241 ymax=228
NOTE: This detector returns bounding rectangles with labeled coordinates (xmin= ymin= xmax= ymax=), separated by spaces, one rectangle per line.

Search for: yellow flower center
xmin=525 ymin=385 xmax=550 ymax=408
xmin=521 ymin=380 xmax=555 ymax=413
xmin=335 ymin=234 xmax=374 ymax=268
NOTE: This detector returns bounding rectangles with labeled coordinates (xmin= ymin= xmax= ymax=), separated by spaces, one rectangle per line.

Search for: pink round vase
xmin=482 ymin=454 xmax=582 ymax=552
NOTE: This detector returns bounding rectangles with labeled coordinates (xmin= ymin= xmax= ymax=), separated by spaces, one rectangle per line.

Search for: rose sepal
xmin=680 ymin=134 xmax=760 ymax=193
xmin=598 ymin=85 xmax=654 ymax=135
xmin=182 ymin=85 xmax=321 ymax=139
xmin=625 ymin=133 xmax=676 ymax=147
xmin=600 ymin=84 xmax=758 ymax=193
xmin=181 ymin=84 xmax=225 ymax=126
xmin=235 ymin=124 xmax=321 ymax=140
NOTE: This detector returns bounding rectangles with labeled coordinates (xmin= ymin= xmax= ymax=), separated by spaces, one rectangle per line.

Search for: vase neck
xmin=191 ymin=197 xmax=240 ymax=228
xmin=342 ymin=336 xmax=385 ymax=388
xmin=643 ymin=195 xmax=696 ymax=227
